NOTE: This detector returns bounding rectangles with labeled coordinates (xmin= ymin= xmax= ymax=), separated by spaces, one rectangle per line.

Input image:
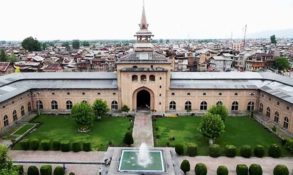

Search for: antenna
xmin=243 ymin=24 xmax=247 ymax=49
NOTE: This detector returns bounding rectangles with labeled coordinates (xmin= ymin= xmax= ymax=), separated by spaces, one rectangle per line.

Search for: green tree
xmin=0 ymin=144 xmax=18 ymax=175
xmin=62 ymin=42 xmax=70 ymax=51
xmin=21 ymin=36 xmax=42 ymax=51
xmin=274 ymin=57 xmax=291 ymax=71
xmin=200 ymin=113 xmax=225 ymax=144
xmin=180 ymin=159 xmax=190 ymax=174
xmin=6 ymin=54 xmax=17 ymax=63
xmin=123 ymin=132 xmax=134 ymax=146
xmin=72 ymin=40 xmax=80 ymax=49
xmin=208 ymin=105 xmax=228 ymax=121
xmin=71 ymin=102 xmax=95 ymax=132
xmin=92 ymin=99 xmax=109 ymax=119
xmin=0 ymin=49 xmax=7 ymax=62
xmin=82 ymin=41 xmax=90 ymax=47
xmin=270 ymin=35 xmax=277 ymax=45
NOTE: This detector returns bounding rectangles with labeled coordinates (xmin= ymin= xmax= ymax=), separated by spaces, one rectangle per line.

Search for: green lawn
xmin=154 ymin=116 xmax=289 ymax=156
xmin=14 ymin=115 xmax=132 ymax=151
xmin=12 ymin=123 xmax=36 ymax=137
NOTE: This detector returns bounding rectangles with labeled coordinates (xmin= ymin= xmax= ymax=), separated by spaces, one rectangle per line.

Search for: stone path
xmin=178 ymin=156 xmax=293 ymax=175
xmin=9 ymin=150 xmax=106 ymax=175
xmin=132 ymin=112 xmax=154 ymax=147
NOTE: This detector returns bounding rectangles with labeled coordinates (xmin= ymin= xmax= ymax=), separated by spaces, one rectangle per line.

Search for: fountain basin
xmin=119 ymin=149 xmax=165 ymax=173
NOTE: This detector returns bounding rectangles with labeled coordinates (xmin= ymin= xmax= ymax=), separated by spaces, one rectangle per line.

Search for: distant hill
xmin=247 ymin=29 xmax=293 ymax=39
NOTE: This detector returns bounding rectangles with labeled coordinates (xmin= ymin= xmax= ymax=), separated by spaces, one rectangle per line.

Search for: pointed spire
xmin=140 ymin=0 xmax=148 ymax=30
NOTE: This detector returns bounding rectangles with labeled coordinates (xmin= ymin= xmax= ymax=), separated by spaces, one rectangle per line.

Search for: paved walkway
xmin=9 ymin=150 xmax=106 ymax=175
xmin=178 ymin=156 xmax=293 ymax=175
xmin=132 ymin=112 xmax=154 ymax=147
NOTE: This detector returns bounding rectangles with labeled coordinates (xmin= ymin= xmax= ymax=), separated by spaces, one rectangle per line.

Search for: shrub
xmin=175 ymin=144 xmax=184 ymax=155
xmin=236 ymin=164 xmax=248 ymax=175
xmin=254 ymin=145 xmax=265 ymax=158
xmin=27 ymin=166 xmax=39 ymax=175
xmin=217 ymin=165 xmax=228 ymax=175
xmin=123 ymin=132 xmax=134 ymax=146
xmin=240 ymin=145 xmax=252 ymax=158
xmin=52 ymin=140 xmax=60 ymax=151
xmin=69 ymin=173 xmax=75 ymax=175
xmin=121 ymin=105 xmax=130 ymax=112
xmin=72 ymin=142 xmax=82 ymax=152
xmin=209 ymin=144 xmax=221 ymax=157
xmin=60 ymin=141 xmax=70 ymax=152
xmin=273 ymin=165 xmax=289 ymax=175
xmin=180 ymin=159 xmax=190 ymax=174
xmin=268 ymin=144 xmax=281 ymax=158
xmin=40 ymin=140 xmax=51 ymax=151
xmin=30 ymin=139 xmax=40 ymax=150
xmin=40 ymin=165 xmax=52 ymax=175
xmin=13 ymin=165 xmax=24 ymax=175
xmin=195 ymin=163 xmax=207 ymax=175
xmin=284 ymin=139 xmax=293 ymax=153
xmin=83 ymin=142 xmax=91 ymax=151
xmin=20 ymin=139 xmax=29 ymax=150
xmin=249 ymin=164 xmax=262 ymax=175
xmin=53 ymin=166 xmax=65 ymax=175
xmin=187 ymin=145 xmax=197 ymax=157
xmin=224 ymin=145 xmax=236 ymax=157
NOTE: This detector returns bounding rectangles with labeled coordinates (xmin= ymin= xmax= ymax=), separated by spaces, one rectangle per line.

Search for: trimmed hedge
xmin=254 ymin=145 xmax=265 ymax=158
xmin=53 ymin=166 xmax=65 ymax=175
xmin=240 ymin=145 xmax=252 ymax=158
xmin=83 ymin=142 xmax=91 ymax=152
xmin=187 ymin=145 xmax=197 ymax=157
xmin=52 ymin=140 xmax=60 ymax=151
xmin=72 ymin=142 xmax=82 ymax=152
xmin=27 ymin=166 xmax=39 ymax=175
xmin=20 ymin=139 xmax=29 ymax=150
xmin=224 ymin=145 xmax=237 ymax=157
xmin=13 ymin=165 xmax=24 ymax=175
xmin=175 ymin=144 xmax=184 ymax=155
xmin=40 ymin=165 xmax=52 ymax=175
xmin=273 ymin=165 xmax=289 ymax=175
xmin=268 ymin=144 xmax=281 ymax=158
xmin=60 ymin=141 xmax=70 ymax=152
xmin=249 ymin=164 xmax=262 ymax=175
xmin=284 ymin=139 xmax=293 ymax=153
xmin=209 ymin=144 xmax=221 ymax=157
xmin=195 ymin=163 xmax=207 ymax=175
xmin=217 ymin=165 xmax=228 ymax=175
xmin=236 ymin=164 xmax=248 ymax=175
xmin=30 ymin=139 xmax=40 ymax=150
xmin=40 ymin=140 xmax=51 ymax=151
xmin=180 ymin=159 xmax=190 ymax=174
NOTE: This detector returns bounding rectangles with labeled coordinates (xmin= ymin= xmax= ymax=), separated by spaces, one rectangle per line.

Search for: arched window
xmin=231 ymin=101 xmax=238 ymax=111
xmin=247 ymin=101 xmax=254 ymax=111
xmin=13 ymin=110 xmax=17 ymax=121
xmin=66 ymin=100 xmax=73 ymax=110
xmin=132 ymin=75 xmax=138 ymax=81
xmin=169 ymin=101 xmax=176 ymax=111
xmin=21 ymin=106 xmax=25 ymax=116
xmin=259 ymin=103 xmax=263 ymax=112
xmin=111 ymin=101 xmax=118 ymax=110
xmin=283 ymin=117 xmax=289 ymax=129
xmin=141 ymin=75 xmax=147 ymax=81
xmin=51 ymin=100 xmax=58 ymax=110
xmin=185 ymin=101 xmax=191 ymax=111
xmin=266 ymin=107 xmax=270 ymax=118
xmin=200 ymin=101 xmax=207 ymax=110
xmin=3 ymin=115 xmax=9 ymax=127
xmin=37 ymin=100 xmax=43 ymax=110
xmin=149 ymin=75 xmax=155 ymax=81
xmin=28 ymin=102 xmax=32 ymax=112
xmin=274 ymin=111 xmax=279 ymax=123
xmin=216 ymin=101 xmax=223 ymax=106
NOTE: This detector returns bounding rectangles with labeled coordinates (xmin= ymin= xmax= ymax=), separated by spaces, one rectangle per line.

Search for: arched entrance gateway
xmin=133 ymin=88 xmax=154 ymax=111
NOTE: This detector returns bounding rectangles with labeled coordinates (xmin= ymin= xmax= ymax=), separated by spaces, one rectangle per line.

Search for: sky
xmin=0 ymin=0 xmax=293 ymax=40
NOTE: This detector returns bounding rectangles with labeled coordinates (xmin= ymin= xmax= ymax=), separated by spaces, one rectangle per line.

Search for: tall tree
xmin=92 ymin=99 xmax=109 ymax=119
xmin=82 ymin=41 xmax=90 ymax=47
xmin=200 ymin=113 xmax=225 ymax=144
xmin=72 ymin=40 xmax=80 ymax=49
xmin=71 ymin=102 xmax=95 ymax=132
xmin=0 ymin=144 xmax=18 ymax=175
xmin=274 ymin=57 xmax=291 ymax=71
xmin=270 ymin=35 xmax=277 ymax=45
xmin=0 ymin=49 xmax=7 ymax=62
xmin=21 ymin=37 xmax=41 ymax=51
xmin=62 ymin=42 xmax=70 ymax=51
xmin=208 ymin=105 xmax=228 ymax=121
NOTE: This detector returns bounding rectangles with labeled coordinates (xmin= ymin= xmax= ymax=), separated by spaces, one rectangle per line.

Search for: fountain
xmin=137 ymin=142 xmax=152 ymax=167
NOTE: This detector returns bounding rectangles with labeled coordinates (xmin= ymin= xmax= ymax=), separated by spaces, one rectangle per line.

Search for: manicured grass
xmin=12 ymin=123 xmax=35 ymax=137
xmin=154 ymin=116 xmax=289 ymax=156
xmin=14 ymin=115 xmax=132 ymax=151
